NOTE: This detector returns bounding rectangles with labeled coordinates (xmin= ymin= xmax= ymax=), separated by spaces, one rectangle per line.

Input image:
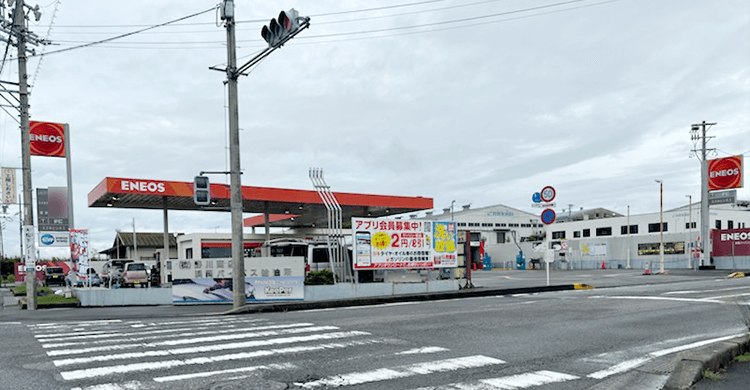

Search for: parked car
xmin=101 ymin=260 xmax=133 ymax=286
xmin=122 ymin=262 xmax=148 ymax=288
xmin=76 ymin=268 xmax=101 ymax=287
xmin=44 ymin=266 xmax=66 ymax=286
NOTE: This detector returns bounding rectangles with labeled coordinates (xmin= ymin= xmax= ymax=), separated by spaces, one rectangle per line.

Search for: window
xmin=715 ymin=220 xmax=721 ymax=229
xmin=574 ymin=231 xmax=581 ymax=238
xmin=496 ymin=232 xmax=506 ymax=243
xmin=685 ymin=222 xmax=696 ymax=229
xmin=482 ymin=223 xmax=493 ymax=227
xmin=186 ymin=248 xmax=193 ymax=259
xmin=470 ymin=232 xmax=481 ymax=242
xmin=583 ymin=229 xmax=590 ymax=237
xmin=648 ymin=223 xmax=668 ymax=233
xmin=596 ymin=227 xmax=612 ymax=236
xmin=728 ymin=220 xmax=734 ymax=229
xmin=521 ymin=223 xmax=532 ymax=228
xmin=621 ymin=225 xmax=638 ymax=234
xmin=457 ymin=223 xmax=466 ymax=227
xmin=552 ymin=231 xmax=566 ymax=239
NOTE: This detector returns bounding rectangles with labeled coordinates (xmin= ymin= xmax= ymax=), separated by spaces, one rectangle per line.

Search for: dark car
xmin=45 ymin=266 xmax=66 ymax=286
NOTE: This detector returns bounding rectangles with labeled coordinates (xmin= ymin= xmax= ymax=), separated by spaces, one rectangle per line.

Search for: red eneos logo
xmin=30 ymin=121 xmax=65 ymax=157
xmin=708 ymin=156 xmax=743 ymax=191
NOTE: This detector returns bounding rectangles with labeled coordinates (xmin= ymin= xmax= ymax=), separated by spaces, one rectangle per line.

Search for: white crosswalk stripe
xmin=28 ymin=317 xmax=584 ymax=390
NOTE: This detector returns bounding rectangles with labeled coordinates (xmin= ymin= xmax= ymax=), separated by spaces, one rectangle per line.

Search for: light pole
xmin=450 ymin=200 xmax=456 ymax=221
xmin=626 ymin=205 xmax=631 ymax=269
xmin=686 ymin=195 xmax=692 ymax=269
xmin=655 ymin=180 xmax=664 ymax=273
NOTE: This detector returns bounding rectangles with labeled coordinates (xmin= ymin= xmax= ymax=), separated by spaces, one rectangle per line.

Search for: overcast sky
xmin=0 ymin=0 xmax=748 ymax=258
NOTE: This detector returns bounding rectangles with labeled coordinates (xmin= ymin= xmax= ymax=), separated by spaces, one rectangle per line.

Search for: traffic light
xmin=261 ymin=8 xmax=300 ymax=48
xmin=193 ymin=175 xmax=210 ymax=206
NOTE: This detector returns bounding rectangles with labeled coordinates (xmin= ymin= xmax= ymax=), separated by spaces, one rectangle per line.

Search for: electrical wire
xmin=30 ymin=0 xmax=61 ymax=91
xmin=23 ymin=6 xmax=217 ymax=58
xmin=34 ymin=0 xmax=622 ymax=51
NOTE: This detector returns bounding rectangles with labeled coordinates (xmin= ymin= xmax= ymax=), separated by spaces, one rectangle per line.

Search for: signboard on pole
xmin=36 ymin=188 xmax=69 ymax=232
xmin=29 ymin=121 xmax=66 ymax=157
xmin=708 ymin=156 xmax=743 ymax=191
xmin=351 ymin=218 xmax=458 ymax=269
xmin=708 ymin=189 xmax=736 ymax=206
xmin=2 ymin=167 xmax=15 ymax=205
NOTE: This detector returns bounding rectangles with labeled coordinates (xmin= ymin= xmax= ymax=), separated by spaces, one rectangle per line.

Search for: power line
xmin=23 ymin=6 xmax=216 ymax=58
xmin=34 ymin=0 xmax=622 ymax=51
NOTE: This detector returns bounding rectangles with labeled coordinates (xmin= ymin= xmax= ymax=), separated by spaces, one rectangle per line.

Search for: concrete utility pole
xmin=691 ymin=121 xmax=716 ymax=268
xmin=686 ymin=194 xmax=692 ymax=269
xmin=219 ymin=0 xmax=246 ymax=308
xmin=14 ymin=0 xmax=36 ymax=310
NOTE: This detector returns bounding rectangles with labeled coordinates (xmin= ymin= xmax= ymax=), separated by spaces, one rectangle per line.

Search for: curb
xmin=663 ymin=335 xmax=749 ymax=390
xmin=222 ymin=284 xmax=578 ymax=315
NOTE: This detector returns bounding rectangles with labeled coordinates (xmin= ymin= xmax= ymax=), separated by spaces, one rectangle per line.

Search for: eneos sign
xmin=708 ymin=156 xmax=743 ymax=191
xmin=30 ymin=121 xmax=66 ymax=157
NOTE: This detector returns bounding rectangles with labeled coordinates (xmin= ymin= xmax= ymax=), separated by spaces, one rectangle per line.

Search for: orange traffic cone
xmin=601 ymin=260 xmax=605 ymax=269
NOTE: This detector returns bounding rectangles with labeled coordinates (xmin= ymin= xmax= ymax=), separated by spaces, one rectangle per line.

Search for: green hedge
xmin=305 ymin=270 xmax=335 ymax=285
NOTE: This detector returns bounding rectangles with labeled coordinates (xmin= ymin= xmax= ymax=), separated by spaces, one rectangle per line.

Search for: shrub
xmin=305 ymin=270 xmax=335 ymax=285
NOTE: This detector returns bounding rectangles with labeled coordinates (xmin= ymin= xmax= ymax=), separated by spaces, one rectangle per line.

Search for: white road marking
xmin=59 ymin=339 xmax=381 ymax=380
xmin=587 ymin=357 xmax=652 ymax=379
xmin=153 ymin=362 xmax=296 ymax=382
xmin=397 ymin=346 xmax=450 ymax=355
xmin=591 ymin=295 xmax=722 ymax=304
xmin=47 ymin=324 xmax=331 ymax=356
xmin=54 ymin=330 xmax=370 ymax=366
xmin=663 ymin=286 xmax=750 ymax=295
xmin=69 ymin=381 xmax=143 ymax=390
xmin=480 ymin=370 xmax=579 ymax=389
xmin=296 ymin=355 xmax=505 ymax=388
xmin=587 ymin=333 xmax=746 ymax=379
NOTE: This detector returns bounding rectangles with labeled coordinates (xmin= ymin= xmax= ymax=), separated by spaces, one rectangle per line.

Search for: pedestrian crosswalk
xmin=27 ymin=316 xmax=606 ymax=389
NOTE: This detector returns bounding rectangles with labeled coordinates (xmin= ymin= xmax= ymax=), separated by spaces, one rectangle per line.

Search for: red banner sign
xmin=708 ymin=156 xmax=743 ymax=191
xmin=30 ymin=121 xmax=66 ymax=157
xmin=712 ymin=228 xmax=750 ymax=257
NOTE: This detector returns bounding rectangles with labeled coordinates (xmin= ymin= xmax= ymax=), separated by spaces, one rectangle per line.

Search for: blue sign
xmin=541 ymin=208 xmax=556 ymax=225
xmin=532 ymin=192 xmax=541 ymax=203
xmin=40 ymin=234 xmax=55 ymax=246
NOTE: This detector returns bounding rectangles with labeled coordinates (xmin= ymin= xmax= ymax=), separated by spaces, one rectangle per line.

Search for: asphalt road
xmin=1 ymin=269 xmax=748 ymax=390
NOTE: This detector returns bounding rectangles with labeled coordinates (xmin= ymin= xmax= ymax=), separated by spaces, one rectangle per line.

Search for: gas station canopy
xmin=88 ymin=177 xmax=434 ymax=228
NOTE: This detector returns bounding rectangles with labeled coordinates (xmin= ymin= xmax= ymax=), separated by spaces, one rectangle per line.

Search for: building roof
xmin=88 ymin=177 xmax=434 ymax=229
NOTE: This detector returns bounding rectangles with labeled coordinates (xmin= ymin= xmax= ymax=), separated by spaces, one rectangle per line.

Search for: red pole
xmin=465 ymin=231 xmax=472 ymax=283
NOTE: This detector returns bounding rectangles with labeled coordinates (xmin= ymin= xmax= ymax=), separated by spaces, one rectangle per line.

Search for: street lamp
xmin=655 ymin=180 xmax=664 ymax=273
xmin=451 ymin=200 xmax=456 ymax=221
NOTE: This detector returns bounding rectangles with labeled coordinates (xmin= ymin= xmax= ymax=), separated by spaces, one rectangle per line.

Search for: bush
xmin=305 ymin=270 xmax=335 ymax=285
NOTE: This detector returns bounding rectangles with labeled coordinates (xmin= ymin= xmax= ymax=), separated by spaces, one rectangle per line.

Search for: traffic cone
xmin=601 ymin=260 xmax=605 ymax=269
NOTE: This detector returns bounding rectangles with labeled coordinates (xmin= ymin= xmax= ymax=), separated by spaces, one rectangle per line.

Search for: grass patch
xmin=37 ymin=295 xmax=79 ymax=305
xmin=12 ymin=285 xmax=51 ymax=296
xmin=734 ymin=353 xmax=750 ymax=362
xmin=703 ymin=369 xmax=725 ymax=380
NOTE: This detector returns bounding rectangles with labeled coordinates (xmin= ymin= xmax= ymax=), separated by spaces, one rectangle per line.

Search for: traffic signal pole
xmin=220 ymin=1 xmax=246 ymax=309
xmin=215 ymin=1 xmax=309 ymax=308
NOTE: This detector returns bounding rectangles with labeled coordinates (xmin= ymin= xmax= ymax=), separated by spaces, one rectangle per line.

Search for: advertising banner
xmin=351 ymin=218 xmax=458 ymax=269
xmin=70 ymin=229 xmax=89 ymax=272
xmin=708 ymin=156 xmax=743 ymax=191
xmin=29 ymin=121 xmax=66 ymax=157
xmin=2 ymin=167 xmax=15 ymax=205
xmin=170 ymin=257 xmax=304 ymax=302
xmin=712 ymin=228 xmax=750 ymax=257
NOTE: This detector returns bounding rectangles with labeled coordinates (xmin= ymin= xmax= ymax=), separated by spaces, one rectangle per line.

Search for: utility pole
xmin=218 ymin=0 xmax=245 ymax=309
xmin=686 ymin=194 xmax=692 ymax=269
xmin=15 ymin=0 xmax=35 ymax=310
xmin=691 ymin=121 xmax=716 ymax=268
xmin=214 ymin=1 xmax=310 ymax=308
